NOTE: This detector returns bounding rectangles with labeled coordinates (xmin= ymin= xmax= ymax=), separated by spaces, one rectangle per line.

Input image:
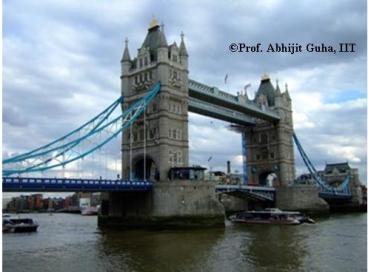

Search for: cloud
xmin=3 ymin=0 xmax=366 ymax=185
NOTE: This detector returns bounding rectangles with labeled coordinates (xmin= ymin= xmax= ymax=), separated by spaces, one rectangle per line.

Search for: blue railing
xmin=3 ymin=177 xmax=152 ymax=192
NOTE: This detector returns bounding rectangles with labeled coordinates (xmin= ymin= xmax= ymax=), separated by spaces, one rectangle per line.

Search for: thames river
xmin=3 ymin=212 xmax=366 ymax=272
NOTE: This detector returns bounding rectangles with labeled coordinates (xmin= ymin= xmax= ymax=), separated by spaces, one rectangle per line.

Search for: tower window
xmin=174 ymin=152 xmax=177 ymax=162
xmin=169 ymin=150 xmax=173 ymax=163
xmin=144 ymin=56 xmax=148 ymax=66
xmin=149 ymin=129 xmax=154 ymax=139
xmin=260 ymin=133 xmax=268 ymax=144
xmin=139 ymin=129 xmax=144 ymax=141
xmin=139 ymin=58 xmax=143 ymax=68
xmin=178 ymin=151 xmax=182 ymax=164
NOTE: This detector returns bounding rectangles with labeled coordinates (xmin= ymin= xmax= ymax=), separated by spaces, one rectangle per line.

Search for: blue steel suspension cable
xmin=293 ymin=133 xmax=351 ymax=192
xmin=5 ymin=84 xmax=158 ymax=163
xmin=3 ymin=83 xmax=159 ymax=175
xmin=14 ymin=97 xmax=124 ymax=173
xmin=4 ymin=97 xmax=122 ymax=164
xmin=3 ymin=95 xmax=123 ymax=164
xmin=4 ymin=94 xmax=150 ymax=175
xmin=3 ymin=82 xmax=161 ymax=176
xmin=3 ymin=96 xmax=148 ymax=175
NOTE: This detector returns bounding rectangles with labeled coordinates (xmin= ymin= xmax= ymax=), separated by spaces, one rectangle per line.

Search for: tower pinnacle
xmin=179 ymin=31 xmax=188 ymax=57
xmin=261 ymin=73 xmax=270 ymax=81
xmin=149 ymin=16 xmax=159 ymax=30
xmin=275 ymin=79 xmax=281 ymax=95
xmin=121 ymin=37 xmax=131 ymax=62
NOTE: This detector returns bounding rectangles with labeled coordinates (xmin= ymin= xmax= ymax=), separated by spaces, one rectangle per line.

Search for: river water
xmin=3 ymin=212 xmax=367 ymax=272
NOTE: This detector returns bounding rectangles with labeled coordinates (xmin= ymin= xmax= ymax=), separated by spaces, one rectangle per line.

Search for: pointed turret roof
xmin=121 ymin=38 xmax=131 ymax=62
xmin=255 ymin=74 xmax=276 ymax=106
xmin=283 ymin=83 xmax=291 ymax=100
xmin=141 ymin=19 xmax=168 ymax=61
xmin=141 ymin=26 xmax=168 ymax=49
xmin=179 ymin=32 xmax=188 ymax=56
xmin=275 ymin=80 xmax=281 ymax=96
xmin=170 ymin=41 xmax=178 ymax=50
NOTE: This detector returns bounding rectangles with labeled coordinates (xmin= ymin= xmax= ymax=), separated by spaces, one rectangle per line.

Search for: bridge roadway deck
xmin=2 ymin=177 xmax=152 ymax=192
xmin=188 ymin=79 xmax=280 ymax=123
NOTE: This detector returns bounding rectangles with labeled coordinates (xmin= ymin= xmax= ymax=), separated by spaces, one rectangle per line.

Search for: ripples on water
xmin=3 ymin=213 xmax=367 ymax=272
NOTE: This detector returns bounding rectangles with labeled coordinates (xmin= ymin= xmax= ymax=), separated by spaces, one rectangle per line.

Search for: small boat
xmin=3 ymin=218 xmax=39 ymax=233
xmin=81 ymin=206 xmax=98 ymax=216
xmin=229 ymin=208 xmax=315 ymax=225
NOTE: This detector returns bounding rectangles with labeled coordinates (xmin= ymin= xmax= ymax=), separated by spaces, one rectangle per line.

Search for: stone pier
xmin=98 ymin=181 xmax=225 ymax=229
xmin=275 ymin=185 xmax=330 ymax=214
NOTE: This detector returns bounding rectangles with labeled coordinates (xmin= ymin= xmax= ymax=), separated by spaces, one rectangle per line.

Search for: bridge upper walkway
xmin=188 ymin=79 xmax=280 ymax=123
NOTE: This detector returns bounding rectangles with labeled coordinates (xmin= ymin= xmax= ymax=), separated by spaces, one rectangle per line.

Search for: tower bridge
xmin=3 ymin=19 xmax=364 ymax=227
xmin=120 ymin=20 xmax=295 ymax=189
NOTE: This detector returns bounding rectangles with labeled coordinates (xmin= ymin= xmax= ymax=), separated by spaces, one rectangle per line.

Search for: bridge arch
xmin=258 ymin=171 xmax=278 ymax=187
xmin=132 ymin=154 xmax=159 ymax=181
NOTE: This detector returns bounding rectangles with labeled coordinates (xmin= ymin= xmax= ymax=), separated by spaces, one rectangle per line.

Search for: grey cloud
xmin=3 ymin=0 xmax=366 ymax=183
xmin=3 ymin=106 xmax=28 ymax=127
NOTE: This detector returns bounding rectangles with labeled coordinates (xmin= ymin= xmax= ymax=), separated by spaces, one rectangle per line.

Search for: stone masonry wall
xmin=276 ymin=185 xmax=329 ymax=213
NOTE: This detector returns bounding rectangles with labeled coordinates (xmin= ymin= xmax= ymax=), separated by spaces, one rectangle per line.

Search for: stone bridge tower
xmin=120 ymin=18 xmax=189 ymax=181
xmin=245 ymin=75 xmax=295 ymax=186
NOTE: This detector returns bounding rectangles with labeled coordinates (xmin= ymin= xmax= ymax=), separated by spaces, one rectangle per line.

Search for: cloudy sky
xmin=3 ymin=0 xmax=367 ymax=193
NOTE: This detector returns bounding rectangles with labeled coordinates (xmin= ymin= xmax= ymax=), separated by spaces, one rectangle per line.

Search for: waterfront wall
xmin=219 ymin=194 xmax=248 ymax=214
xmin=276 ymin=185 xmax=329 ymax=213
xmin=98 ymin=180 xmax=225 ymax=229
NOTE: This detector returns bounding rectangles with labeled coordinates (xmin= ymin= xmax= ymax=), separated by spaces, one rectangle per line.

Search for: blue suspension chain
xmin=293 ymin=133 xmax=351 ymax=194
xmin=3 ymin=82 xmax=161 ymax=176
